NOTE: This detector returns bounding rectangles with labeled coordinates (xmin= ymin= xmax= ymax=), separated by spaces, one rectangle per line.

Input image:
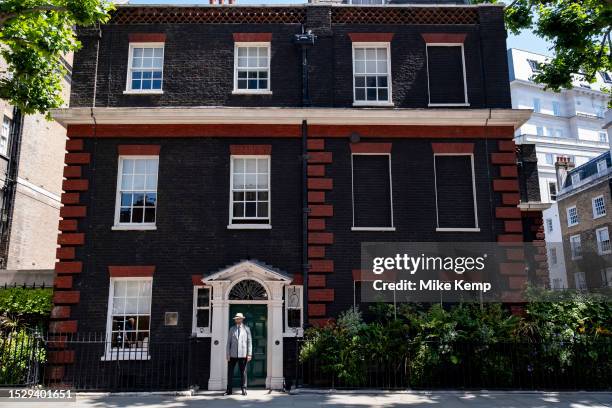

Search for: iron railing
xmin=0 ymin=329 xmax=44 ymax=387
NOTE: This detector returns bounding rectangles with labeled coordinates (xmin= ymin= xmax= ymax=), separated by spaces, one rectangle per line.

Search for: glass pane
xmin=112 ymin=297 xmax=125 ymax=314
xmin=121 ymin=193 xmax=132 ymax=207
xmin=121 ymin=175 xmax=132 ymax=190
xmin=377 ymin=61 xmax=387 ymax=73
xmin=256 ymin=174 xmax=268 ymax=189
xmin=122 ymin=159 xmax=135 ymax=175
xmin=367 ymin=88 xmax=377 ymax=100
xmin=197 ymin=288 xmax=210 ymax=307
xmin=257 ymin=202 xmax=268 ymax=218
xmin=114 ymin=280 xmax=127 ymax=297
xmin=376 ymin=48 xmax=387 ymax=60
xmin=233 ymin=192 xmax=244 ymax=201
xmin=355 ymin=76 xmax=365 ymax=87
xmin=153 ymin=58 xmax=163 ymax=69
xmin=133 ymin=48 xmax=143 ymax=58
xmin=140 ymin=281 xmax=152 ymax=296
xmin=288 ymin=309 xmax=301 ymax=328
xmin=238 ymin=47 xmax=247 ymax=57
xmin=145 ymin=173 xmax=157 ymax=190
xmin=133 ymin=193 xmax=145 ymax=206
xmin=126 ymin=281 xmax=139 ymax=297
xmin=355 ymin=61 xmax=365 ymax=74
xmin=133 ymin=175 xmax=145 ymax=190
xmin=137 ymin=315 xmax=150 ymax=330
xmin=377 ymin=76 xmax=388 ymax=87
xmin=143 ymin=48 xmax=153 ymax=58
xmin=120 ymin=208 xmax=131 ymax=223
xmin=356 ymin=88 xmax=365 ymax=100
xmin=366 ymin=76 xmax=377 ymax=87
xmin=144 ymin=208 xmax=156 ymax=223
xmin=125 ymin=297 xmax=138 ymax=314
xmin=233 ymin=202 xmax=244 ymax=217
xmin=137 ymin=297 xmax=151 ymax=314
xmin=154 ymin=48 xmax=163 ymax=58
xmin=238 ymin=80 xmax=247 ymax=89
xmin=245 ymin=174 xmax=256 ymax=189
xmin=132 ymin=207 xmax=144 ymax=223
xmin=245 ymin=159 xmax=257 ymax=173
xmin=366 ymin=61 xmax=376 ymax=74
xmin=257 ymin=158 xmax=268 ymax=173
xmin=146 ymin=159 xmax=158 ymax=174
xmin=134 ymin=159 xmax=147 ymax=174
xmin=245 ymin=202 xmax=256 ymax=217
xmin=238 ymin=57 xmax=248 ymax=68
xmin=366 ymin=49 xmax=376 ymax=60
xmin=257 ymin=191 xmax=268 ymax=201
xmin=233 ymin=174 xmax=245 ymax=189
xmin=145 ymin=193 xmax=156 ymax=207
xmin=378 ymin=89 xmax=388 ymax=101
xmin=197 ymin=309 xmax=210 ymax=328
xmin=354 ymin=48 xmax=365 ymax=60
xmin=245 ymin=191 xmax=256 ymax=201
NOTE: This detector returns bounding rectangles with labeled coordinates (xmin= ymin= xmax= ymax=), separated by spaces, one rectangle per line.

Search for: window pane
xmin=245 ymin=202 xmax=256 ymax=217
xmin=121 ymin=193 xmax=132 ymax=207
xmin=197 ymin=288 xmax=210 ymax=307
xmin=233 ymin=202 xmax=244 ymax=217
xmin=135 ymin=159 xmax=147 ymax=174
xmin=197 ymin=309 xmax=210 ymax=328
xmin=288 ymin=309 xmax=301 ymax=328
xmin=233 ymin=174 xmax=245 ymax=189
xmin=257 ymin=202 xmax=268 ymax=218
xmin=132 ymin=208 xmax=144 ymax=223
xmin=120 ymin=208 xmax=131 ymax=223
xmin=144 ymin=208 xmax=156 ymax=223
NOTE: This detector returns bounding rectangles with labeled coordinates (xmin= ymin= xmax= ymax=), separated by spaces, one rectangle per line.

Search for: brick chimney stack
xmin=555 ymin=156 xmax=575 ymax=190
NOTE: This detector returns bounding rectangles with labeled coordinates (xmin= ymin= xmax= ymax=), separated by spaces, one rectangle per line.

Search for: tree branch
xmin=0 ymin=5 xmax=68 ymax=26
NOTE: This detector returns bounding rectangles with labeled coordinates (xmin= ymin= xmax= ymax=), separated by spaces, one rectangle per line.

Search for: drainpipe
xmin=294 ymin=29 xmax=316 ymax=107
xmin=0 ymin=107 xmax=24 ymax=268
xmin=301 ymin=120 xmax=309 ymax=321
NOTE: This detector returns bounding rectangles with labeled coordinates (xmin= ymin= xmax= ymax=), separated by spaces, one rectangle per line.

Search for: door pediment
xmin=202 ymin=259 xmax=292 ymax=285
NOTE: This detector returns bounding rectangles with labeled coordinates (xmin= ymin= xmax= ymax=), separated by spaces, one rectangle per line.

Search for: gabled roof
xmin=202 ymin=259 xmax=292 ymax=283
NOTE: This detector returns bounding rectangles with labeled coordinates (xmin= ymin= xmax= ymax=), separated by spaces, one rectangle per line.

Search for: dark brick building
xmin=49 ymin=3 xmax=540 ymax=390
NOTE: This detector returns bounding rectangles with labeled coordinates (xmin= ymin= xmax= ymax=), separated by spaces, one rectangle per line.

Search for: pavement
xmin=1 ymin=390 xmax=611 ymax=408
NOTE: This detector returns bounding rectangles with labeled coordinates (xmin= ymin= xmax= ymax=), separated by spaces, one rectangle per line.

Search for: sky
xmin=128 ymin=0 xmax=554 ymax=56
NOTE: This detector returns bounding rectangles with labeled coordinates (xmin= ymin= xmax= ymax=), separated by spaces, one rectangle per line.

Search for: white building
xmin=508 ymin=48 xmax=611 ymax=289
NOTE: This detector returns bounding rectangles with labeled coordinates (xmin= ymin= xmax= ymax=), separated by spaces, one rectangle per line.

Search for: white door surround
xmin=203 ymin=260 xmax=291 ymax=391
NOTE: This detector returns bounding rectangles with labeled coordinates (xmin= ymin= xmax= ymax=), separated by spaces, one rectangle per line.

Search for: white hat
xmin=233 ymin=313 xmax=246 ymax=320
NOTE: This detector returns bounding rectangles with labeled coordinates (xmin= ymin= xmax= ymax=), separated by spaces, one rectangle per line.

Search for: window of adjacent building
xmin=571 ymin=173 xmax=580 ymax=186
xmin=574 ymin=271 xmax=587 ymax=290
xmin=426 ymin=44 xmax=468 ymax=106
xmin=533 ymin=98 xmax=541 ymax=113
xmin=192 ymin=286 xmax=211 ymax=336
xmin=601 ymin=267 xmax=612 ymax=288
xmin=105 ymin=278 xmax=152 ymax=359
xmin=597 ymin=160 xmax=607 ymax=173
xmin=551 ymin=278 xmax=563 ymax=289
xmin=544 ymin=154 xmax=553 ymax=165
xmin=350 ymin=0 xmax=385 ymax=3
xmin=434 ymin=154 xmax=478 ymax=231
xmin=596 ymin=227 xmax=611 ymax=255
xmin=546 ymin=218 xmax=553 ymax=233
xmin=567 ymin=206 xmax=579 ymax=226
xmin=548 ymin=181 xmax=557 ymax=201
xmin=601 ymin=71 xmax=612 ymax=84
xmin=126 ymin=43 xmax=164 ymax=92
xmin=549 ymin=247 xmax=557 ymax=265
xmin=351 ymin=154 xmax=394 ymax=230
xmin=552 ymin=101 xmax=561 ymax=116
xmin=599 ymin=132 xmax=608 ymax=143
xmin=536 ymin=126 xmax=544 ymax=136
xmin=597 ymin=106 xmax=605 ymax=118
xmin=570 ymin=234 xmax=582 ymax=259
xmin=114 ymin=157 xmax=159 ymax=228
xmin=527 ymin=59 xmax=540 ymax=72
xmin=555 ymin=129 xmax=564 ymax=138
xmin=0 ymin=116 xmax=11 ymax=157
xmin=592 ymin=195 xmax=606 ymax=218
xmin=233 ymin=43 xmax=271 ymax=93
xmin=284 ymin=285 xmax=303 ymax=335
xmin=544 ymin=127 xmax=553 ymax=137
xmin=352 ymin=43 xmax=391 ymax=105
xmin=230 ymin=156 xmax=270 ymax=226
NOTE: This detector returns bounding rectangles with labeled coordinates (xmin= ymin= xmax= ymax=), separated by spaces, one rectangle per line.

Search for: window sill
xmin=436 ymin=228 xmax=481 ymax=232
xmin=428 ymin=102 xmax=470 ymax=107
xmin=353 ymin=101 xmax=394 ymax=107
xmin=571 ymin=256 xmax=583 ymax=261
xmin=112 ymin=225 xmax=157 ymax=231
xmin=123 ymin=90 xmax=164 ymax=95
xmin=593 ymin=214 xmax=606 ymax=220
xmin=227 ymin=224 xmax=272 ymax=230
xmin=232 ymin=90 xmax=273 ymax=95
xmin=568 ymin=224 xmax=579 ymax=228
xmin=351 ymin=227 xmax=396 ymax=232
xmin=193 ymin=330 xmax=212 ymax=338
xmin=283 ymin=328 xmax=304 ymax=337
xmin=101 ymin=352 xmax=151 ymax=361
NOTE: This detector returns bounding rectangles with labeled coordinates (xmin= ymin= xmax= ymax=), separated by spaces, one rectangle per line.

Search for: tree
xmin=0 ymin=1 xmax=113 ymax=117
xmin=478 ymin=0 xmax=611 ymax=96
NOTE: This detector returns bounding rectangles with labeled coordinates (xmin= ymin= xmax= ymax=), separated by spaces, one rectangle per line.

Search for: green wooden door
xmin=229 ymin=304 xmax=267 ymax=387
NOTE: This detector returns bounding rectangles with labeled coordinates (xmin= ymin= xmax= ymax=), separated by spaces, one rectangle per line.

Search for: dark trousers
xmin=226 ymin=357 xmax=248 ymax=392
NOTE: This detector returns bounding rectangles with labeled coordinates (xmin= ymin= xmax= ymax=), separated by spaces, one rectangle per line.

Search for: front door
xmin=229 ymin=304 xmax=267 ymax=387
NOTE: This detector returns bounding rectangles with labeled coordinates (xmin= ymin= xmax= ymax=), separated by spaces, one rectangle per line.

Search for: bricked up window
xmin=351 ymin=154 xmax=393 ymax=229
xmin=426 ymin=45 xmax=468 ymax=105
xmin=352 ymin=44 xmax=391 ymax=104
xmin=234 ymin=44 xmax=270 ymax=93
xmin=592 ymin=195 xmax=606 ymax=218
xmin=434 ymin=154 xmax=478 ymax=231
xmin=106 ymin=278 xmax=151 ymax=359
xmin=115 ymin=157 xmax=158 ymax=227
xmin=230 ymin=156 xmax=270 ymax=225
xmin=127 ymin=44 xmax=164 ymax=92
xmin=567 ymin=206 xmax=579 ymax=226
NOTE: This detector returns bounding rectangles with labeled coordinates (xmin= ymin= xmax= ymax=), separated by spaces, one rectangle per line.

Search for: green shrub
xmin=0 ymin=329 xmax=46 ymax=385
xmin=0 ymin=287 xmax=53 ymax=330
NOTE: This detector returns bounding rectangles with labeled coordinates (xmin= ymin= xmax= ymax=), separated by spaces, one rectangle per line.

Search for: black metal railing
xmin=297 ymin=340 xmax=612 ymax=390
xmin=0 ymin=329 xmax=44 ymax=387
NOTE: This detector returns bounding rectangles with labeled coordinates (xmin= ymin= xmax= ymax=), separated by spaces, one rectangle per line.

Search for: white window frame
xmin=549 ymin=247 xmax=557 ymax=265
xmin=548 ymin=181 xmax=557 ymax=202
xmin=596 ymin=226 xmax=611 ymax=255
xmin=552 ymin=101 xmax=561 ymax=116
xmin=232 ymin=42 xmax=272 ymax=95
xmin=433 ymin=153 xmax=479 ymax=232
xmin=592 ymin=195 xmax=606 ymax=219
xmin=192 ymin=286 xmax=212 ymax=337
xmin=571 ymin=173 xmax=580 ymax=186
xmin=574 ymin=271 xmax=587 ymax=290
xmin=113 ymin=155 xmax=159 ymax=231
xmin=533 ymin=98 xmax=541 ymax=113
xmin=570 ymin=234 xmax=582 ymax=260
xmin=352 ymin=42 xmax=393 ymax=107
xmin=567 ymin=205 xmax=579 ymax=227
xmin=0 ymin=116 xmax=10 ymax=157
xmin=124 ymin=42 xmax=164 ymax=94
xmin=601 ymin=267 xmax=612 ymax=288
xmin=545 ymin=218 xmax=553 ymax=233
xmin=283 ymin=285 xmax=303 ymax=337
xmin=599 ymin=132 xmax=608 ymax=143
xmin=228 ymin=155 xmax=271 ymax=229
xmin=103 ymin=277 xmax=152 ymax=361
xmin=350 ymin=153 xmax=395 ymax=231
xmin=597 ymin=160 xmax=607 ymax=173
xmin=426 ymin=43 xmax=469 ymax=107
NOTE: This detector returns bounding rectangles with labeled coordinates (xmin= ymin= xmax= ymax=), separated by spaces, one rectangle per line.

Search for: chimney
xmin=555 ymin=156 xmax=575 ymax=190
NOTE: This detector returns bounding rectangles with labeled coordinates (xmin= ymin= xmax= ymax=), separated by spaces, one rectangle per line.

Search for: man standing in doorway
xmin=225 ymin=312 xmax=252 ymax=396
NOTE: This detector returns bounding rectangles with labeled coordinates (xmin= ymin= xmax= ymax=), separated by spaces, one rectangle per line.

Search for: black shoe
xmin=224 ymin=390 xmax=233 ymax=396
xmin=241 ymin=388 xmax=247 ymax=396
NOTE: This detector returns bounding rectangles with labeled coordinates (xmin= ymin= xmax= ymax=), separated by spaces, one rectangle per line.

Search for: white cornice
xmin=51 ymin=107 xmax=532 ymax=129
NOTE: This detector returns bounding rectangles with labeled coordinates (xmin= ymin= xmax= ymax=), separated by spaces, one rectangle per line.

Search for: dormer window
xmin=527 ymin=59 xmax=540 ymax=72
xmin=571 ymin=172 xmax=580 ymax=186
xmin=601 ymin=71 xmax=612 ymax=84
xmin=125 ymin=42 xmax=164 ymax=94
